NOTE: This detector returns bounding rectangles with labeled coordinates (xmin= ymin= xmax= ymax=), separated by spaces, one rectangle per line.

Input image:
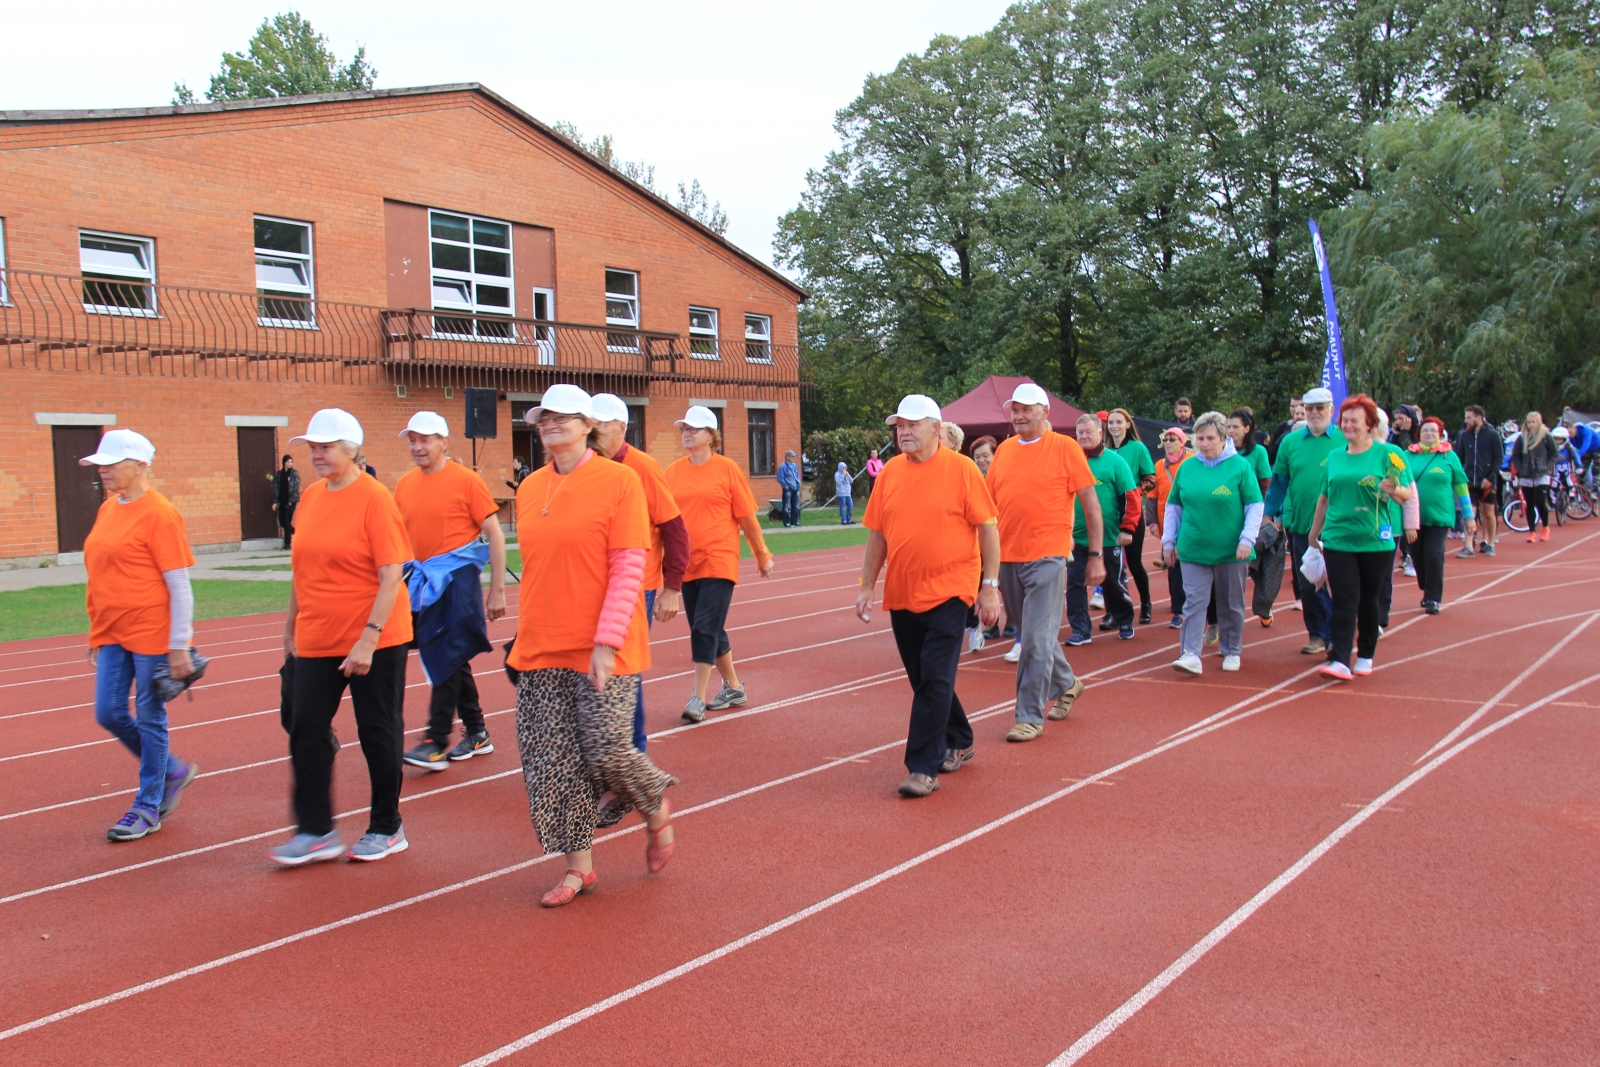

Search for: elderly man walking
xmin=984 ymin=382 xmax=1101 ymax=742
xmin=857 ymin=395 xmax=1002 ymax=797
xmin=1264 ymin=387 xmax=1343 ymax=654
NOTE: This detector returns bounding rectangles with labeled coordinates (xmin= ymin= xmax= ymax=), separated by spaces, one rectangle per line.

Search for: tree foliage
xmin=548 ymin=122 xmax=730 ymax=236
xmin=174 ymin=12 xmax=374 ymax=104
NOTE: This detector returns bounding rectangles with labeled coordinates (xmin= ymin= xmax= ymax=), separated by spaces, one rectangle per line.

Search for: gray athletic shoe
xmin=107 ymin=806 xmax=161 ymax=842
xmin=346 ymin=826 xmax=408 ymax=862
xmin=158 ymin=759 xmax=198 ymax=818
xmin=705 ymin=684 xmax=747 ymax=710
xmin=270 ymin=830 xmax=345 ymax=866
xmin=682 ymin=694 xmax=707 ymax=723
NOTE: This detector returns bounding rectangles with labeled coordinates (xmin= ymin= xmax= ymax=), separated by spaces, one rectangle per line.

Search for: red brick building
xmin=0 ymin=84 xmax=804 ymax=566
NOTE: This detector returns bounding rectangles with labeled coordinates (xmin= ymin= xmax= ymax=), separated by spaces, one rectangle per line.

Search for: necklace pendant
xmin=541 ymin=507 xmax=549 ymax=515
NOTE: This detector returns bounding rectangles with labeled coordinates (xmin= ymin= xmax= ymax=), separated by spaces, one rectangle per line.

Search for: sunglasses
xmin=535 ymin=413 xmax=584 ymax=426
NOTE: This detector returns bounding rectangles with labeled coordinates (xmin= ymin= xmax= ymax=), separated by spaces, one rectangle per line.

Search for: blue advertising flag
xmin=1308 ymin=219 xmax=1348 ymax=408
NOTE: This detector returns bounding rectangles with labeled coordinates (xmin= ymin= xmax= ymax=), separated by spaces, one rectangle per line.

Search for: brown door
xmin=237 ymin=427 xmax=279 ymax=540
xmin=52 ymin=425 xmax=105 ymax=554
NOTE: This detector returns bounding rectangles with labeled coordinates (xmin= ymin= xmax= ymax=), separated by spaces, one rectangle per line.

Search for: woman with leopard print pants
xmin=506 ymin=385 xmax=677 ymax=907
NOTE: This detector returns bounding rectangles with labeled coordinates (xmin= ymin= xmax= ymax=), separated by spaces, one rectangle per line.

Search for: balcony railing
xmin=0 ymin=269 xmax=803 ymax=396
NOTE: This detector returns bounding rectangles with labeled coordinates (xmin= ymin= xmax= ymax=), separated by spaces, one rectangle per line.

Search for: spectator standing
xmin=272 ymin=454 xmax=301 ymax=550
xmin=776 ymin=450 xmax=802 ymax=527
xmin=835 ymin=462 xmax=855 ymax=524
xmin=1069 ymin=414 xmax=1139 ymax=644
xmin=1173 ymin=397 xmax=1194 ymax=425
xmin=865 ymin=448 xmax=884 ymax=484
xmin=1105 ymin=408 xmax=1155 ymax=625
xmin=1265 ymin=388 xmax=1343 ymax=655
xmin=1404 ymin=417 xmax=1474 ymax=613
xmin=1510 ymin=411 xmax=1560 ymax=543
xmin=1455 ymin=405 xmax=1502 ymax=557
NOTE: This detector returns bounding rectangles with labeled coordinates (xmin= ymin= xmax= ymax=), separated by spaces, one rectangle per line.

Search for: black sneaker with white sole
xmin=448 ymin=731 xmax=494 ymax=761
xmin=403 ymin=739 xmax=451 ymax=771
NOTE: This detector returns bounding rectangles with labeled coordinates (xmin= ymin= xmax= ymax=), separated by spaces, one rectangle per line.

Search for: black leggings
xmin=1324 ymin=548 xmax=1392 ymax=665
xmin=1125 ymin=520 xmax=1152 ymax=609
xmin=682 ymin=577 xmax=735 ymax=665
xmin=1523 ymin=484 xmax=1550 ymax=528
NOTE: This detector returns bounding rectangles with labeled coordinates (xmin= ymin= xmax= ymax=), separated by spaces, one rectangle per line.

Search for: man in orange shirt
xmin=857 ymin=395 xmax=1002 ymax=798
xmin=392 ymin=411 xmax=507 ymax=770
xmin=985 ymin=383 xmax=1104 ymax=743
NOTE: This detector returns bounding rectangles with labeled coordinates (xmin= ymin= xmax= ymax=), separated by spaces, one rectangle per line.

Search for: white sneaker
xmin=1353 ymin=657 xmax=1374 ymax=676
xmin=1402 ymin=558 xmax=1416 ymax=577
xmin=1172 ymin=652 xmax=1202 ymax=675
xmin=1003 ymin=642 xmax=1023 ymax=664
xmin=966 ymin=627 xmax=985 ymax=653
xmin=1221 ymin=655 xmax=1240 ymax=672
xmin=1090 ymin=591 xmax=1105 ymax=610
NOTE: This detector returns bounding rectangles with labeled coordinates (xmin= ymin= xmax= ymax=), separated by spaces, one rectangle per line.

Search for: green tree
xmin=173 ymin=12 xmax=374 ymax=104
xmin=550 ymin=122 xmax=729 ymax=235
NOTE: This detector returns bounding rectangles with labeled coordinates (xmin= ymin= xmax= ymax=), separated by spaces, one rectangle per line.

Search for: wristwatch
xmin=1088 ymin=550 xmax=1103 ymax=557
xmin=980 ymin=578 xmax=999 ymax=588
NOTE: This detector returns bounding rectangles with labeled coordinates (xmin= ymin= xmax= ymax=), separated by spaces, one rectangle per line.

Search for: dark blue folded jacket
xmin=409 ymin=560 xmax=492 ymax=686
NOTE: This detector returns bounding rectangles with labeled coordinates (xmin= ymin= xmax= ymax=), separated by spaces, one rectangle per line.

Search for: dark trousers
xmin=1125 ymin=520 xmax=1152 ymax=609
xmin=1524 ymin=483 xmax=1550 ymax=527
xmin=633 ymin=588 xmax=656 ymax=752
xmin=781 ymin=487 xmax=801 ymax=526
xmin=1324 ymin=549 xmax=1391 ymax=665
xmin=1166 ymin=560 xmax=1186 ymax=617
xmin=1378 ymin=544 xmax=1396 ymax=627
xmin=1289 ymin=532 xmax=1333 ymax=642
xmin=1068 ymin=544 xmax=1132 ymax=638
xmin=889 ymin=597 xmax=973 ymax=776
xmin=290 ymin=645 xmax=407 ymax=836
xmin=424 ymin=661 xmax=485 ymax=745
xmin=278 ymin=503 xmax=296 ymax=547
xmin=682 ymin=577 xmax=735 ymax=665
xmin=1413 ymin=526 xmax=1448 ymax=604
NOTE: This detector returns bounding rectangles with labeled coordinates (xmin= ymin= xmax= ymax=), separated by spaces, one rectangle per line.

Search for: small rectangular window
xmin=605 ymin=269 xmax=639 ymax=351
xmin=254 ymin=215 xmax=314 ymax=327
xmin=625 ymin=403 xmax=645 ymax=450
xmin=747 ymin=408 xmax=775 ymax=476
xmin=0 ymin=217 xmax=8 ymax=305
xmin=80 ymin=230 xmax=156 ymax=316
xmin=744 ymin=313 xmax=772 ymax=363
xmin=689 ymin=306 xmax=719 ymax=359
xmin=431 ymin=209 xmax=515 ymax=339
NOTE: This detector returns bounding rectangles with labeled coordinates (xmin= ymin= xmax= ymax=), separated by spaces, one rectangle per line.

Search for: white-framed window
xmin=532 ymin=287 xmax=555 ymax=365
xmin=430 ymin=210 xmax=513 ymax=339
xmin=744 ymin=313 xmax=772 ymax=363
xmin=80 ymin=230 xmax=157 ymax=316
xmin=605 ymin=268 xmax=639 ymax=351
xmin=689 ymin=305 xmax=719 ymax=359
xmin=0 ymin=217 xmax=8 ymax=306
xmin=254 ymin=216 xmax=314 ymax=328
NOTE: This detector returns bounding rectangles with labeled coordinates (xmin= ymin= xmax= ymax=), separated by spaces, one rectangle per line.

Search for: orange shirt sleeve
xmin=150 ymin=504 xmax=198 ymax=573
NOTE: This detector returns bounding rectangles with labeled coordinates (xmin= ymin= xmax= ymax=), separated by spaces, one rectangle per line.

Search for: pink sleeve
xmin=595 ymin=547 xmax=646 ymax=649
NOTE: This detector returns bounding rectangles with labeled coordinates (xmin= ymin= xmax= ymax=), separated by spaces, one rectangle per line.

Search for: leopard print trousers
xmin=515 ymin=668 xmax=677 ymax=856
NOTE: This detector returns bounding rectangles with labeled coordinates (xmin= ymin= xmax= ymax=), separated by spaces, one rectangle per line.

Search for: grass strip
xmin=0 ymin=580 xmax=289 ymax=643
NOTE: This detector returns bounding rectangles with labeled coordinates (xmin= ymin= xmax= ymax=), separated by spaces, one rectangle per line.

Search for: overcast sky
xmin=2 ymin=1 xmax=1015 ymax=268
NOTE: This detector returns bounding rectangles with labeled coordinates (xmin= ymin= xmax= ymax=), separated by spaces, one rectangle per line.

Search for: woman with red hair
xmin=1308 ymin=395 xmax=1415 ymax=681
xmin=1403 ymin=417 xmax=1474 ymax=613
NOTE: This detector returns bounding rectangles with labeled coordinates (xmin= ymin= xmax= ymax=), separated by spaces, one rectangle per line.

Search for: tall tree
xmin=550 ymin=123 xmax=730 ymax=235
xmin=173 ymin=12 xmax=374 ymax=104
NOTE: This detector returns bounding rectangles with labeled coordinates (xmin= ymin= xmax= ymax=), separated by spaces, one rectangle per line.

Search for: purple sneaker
xmin=108 ymin=806 xmax=161 ymax=842
xmin=159 ymin=759 xmax=199 ymax=818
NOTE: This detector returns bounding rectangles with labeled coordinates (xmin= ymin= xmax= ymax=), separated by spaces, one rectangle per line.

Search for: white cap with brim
xmin=399 ymin=411 xmax=449 ymax=438
xmin=1004 ymin=382 xmax=1050 ymax=411
xmin=527 ymin=384 xmax=594 ymax=422
xmin=292 ymin=408 xmax=365 ymax=446
xmin=674 ymin=405 xmax=720 ymax=430
xmin=885 ymin=394 xmax=942 ymax=425
xmin=80 ymin=429 xmax=155 ymax=467
xmin=591 ymin=393 xmax=630 ymax=424
xmin=1302 ymin=387 xmax=1335 ymax=406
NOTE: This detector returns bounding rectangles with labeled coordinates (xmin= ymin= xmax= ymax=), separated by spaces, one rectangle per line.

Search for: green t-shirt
xmin=1112 ymin=438 xmax=1155 ymax=484
xmin=1240 ymin=442 xmax=1272 ymax=486
xmin=1168 ymin=452 xmax=1264 ymax=566
xmin=1073 ymin=448 xmax=1135 ymax=548
xmin=1272 ymin=425 xmax=1346 ymax=534
xmin=1404 ymin=447 xmax=1470 ymax=528
xmin=1319 ymin=443 xmax=1415 ymax=553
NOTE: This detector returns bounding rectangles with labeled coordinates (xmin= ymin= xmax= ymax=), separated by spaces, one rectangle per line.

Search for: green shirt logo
xmin=1211 ymin=485 xmax=1234 ymax=496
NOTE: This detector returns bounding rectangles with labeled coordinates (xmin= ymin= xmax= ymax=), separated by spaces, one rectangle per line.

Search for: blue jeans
xmin=634 ymin=589 xmax=656 ymax=752
xmin=94 ymin=644 xmax=181 ymax=812
xmin=838 ymin=497 xmax=853 ymax=524
xmin=781 ymin=487 xmax=801 ymax=526
xmin=1288 ymin=532 xmax=1334 ymax=642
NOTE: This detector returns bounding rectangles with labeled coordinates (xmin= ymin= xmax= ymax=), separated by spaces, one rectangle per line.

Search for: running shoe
xmin=1454 ymin=544 xmax=1477 ymax=558
xmin=705 ymin=683 xmax=747 ymax=710
xmin=1003 ymin=642 xmax=1023 ymax=663
xmin=1483 ymin=543 xmax=1496 ymax=557
xmin=269 ymin=830 xmax=345 ymax=866
xmin=1168 ymin=615 xmax=1182 ymax=629
xmin=448 ymin=731 xmax=494 ymax=761
xmin=1402 ymin=558 xmax=1416 ymax=577
xmin=1172 ymin=653 xmax=1202 ymax=675
xmin=1204 ymin=623 xmax=1219 ymax=646
xmin=1260 ymin=615 xmax=1274 ymax=628
xmin=1098 ymin=617 xmax=1119 ymax=631
xmin=1352 ymin=658 xmax=1374 ymax=676
xmin=939 ymin=746 xmax=974 ymax=774
xmin=1065 ymin=634 xmax=1092 ymax=647
xmin=1119 ymin=623 xmax=1135 ymax=641
xmin=1423 ymin=601 xmax=1441 ymax=615
xmin=1005 ymin=722 xmax=1044 ymax=742
xmin=159 ymin=759 xmax=198 ymax=818
xmin=107 ymin=806 xmax=161 ymax=842
xmin=1300 ymin=637 xmax=1327 ymax=655
xmin=1319 ymin=661 xmax=1354 ymax=681
xmin=1540 ymin=528 xmax=1550 ymax=542
xmin=1048 ymin=677 xmax=1085 ymax=720
xmin=966 ymin=627 xmax=985 ymax=654
xmin=898 ymin=773 xmax=940 ymax=797
xmin=1139 ymin=604 xmax=1153 ymax=625
xmin=347 ymin=827 xmax=409 ymax=862
xmin=403 ymin=739 xmax=451 ymax=771
xmin=1527 ymin=532 xmax=1538 ymax=543
xmin=1222 ymin=655 xmax=1241 ymax=672
xmin=681 ymin=695 xmax=707 ymax=723
xmin=1090 ymin=590 xmax=1105 ymax=610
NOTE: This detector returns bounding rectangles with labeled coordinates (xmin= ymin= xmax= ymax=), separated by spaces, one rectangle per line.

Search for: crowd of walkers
xmin=72 ymin=377 xmax=1597 ymax=901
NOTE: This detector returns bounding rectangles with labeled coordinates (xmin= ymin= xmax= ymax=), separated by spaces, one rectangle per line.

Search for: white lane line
xmin=1046 ymin=668 xmax=1600 ymax=1066
xmin=644 ymin=628 xmax=893 ymax=685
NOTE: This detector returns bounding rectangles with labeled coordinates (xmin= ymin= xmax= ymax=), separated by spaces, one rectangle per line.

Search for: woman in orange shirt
xmin=509 ymin=385 xmax=677 ymax=907
xmin=1151 ymin=427 xmax=1191 ymax=628
xmin=81 ymin=430 xmax=200 ymax=842
xmin=664 ymin=406 xmax=775 ymax=724
xmin=271 ymin=409 xmax=416 ymax=867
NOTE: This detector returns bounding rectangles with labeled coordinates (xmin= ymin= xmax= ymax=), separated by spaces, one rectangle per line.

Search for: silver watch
xmin=980 ymin=578 xmax=999 ymax=588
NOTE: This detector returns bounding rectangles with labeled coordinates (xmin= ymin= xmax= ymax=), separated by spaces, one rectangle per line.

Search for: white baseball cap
xmin=527 ymin=384 xmax=594 ymax=422
xmin=675 ymin=405 xmax=720 ymax=430
xmin=1004 ymin=382 xmax=1051 ymax=411
xmin=884 ymin=394 xmax=942 ymax=425
xmin=1302 ymin=387 xmax=1335 ymax=406
xmin=291 ymin=408 xmax=365 ymax=446
xmin=591 ymin=393 xmax=630 ymax=424
xmin=398 ymin=410 xmax=449 ymax=438
xmin=79 ymin=429 xmax=155 ymax=467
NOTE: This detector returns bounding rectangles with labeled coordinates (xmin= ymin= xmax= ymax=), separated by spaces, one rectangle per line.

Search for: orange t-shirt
xmin=862 ymin=447 xmax=998 ymax=613
xmin=615 ymin=443 xmax=682 ymax=591
xmin=985 ymin=430 xmax=1094 ymax=561
xmin=393 ymin=460 xmax=499 ymax=561
xmin=665 ymin=452 xmax=760 ymax=583
xmin=1152 ymin=452 xmax=1190 ymax=537
xmin=291 ymin=474 xmax=415 ymax=658
xmin=83 ymin=490 xmax=197 ymax=655
xmin=508 ymin=453 xmax=653 ymax=674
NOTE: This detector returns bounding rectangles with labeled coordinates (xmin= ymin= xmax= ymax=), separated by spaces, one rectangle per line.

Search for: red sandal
xmin=540 ymin=868 xmax=597 ymax=908
xmin=645 ymin=800 xmax=675 ymax=874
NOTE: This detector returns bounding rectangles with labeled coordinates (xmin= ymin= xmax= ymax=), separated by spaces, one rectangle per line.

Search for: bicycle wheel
xmin=1504 ymin=499 xmax=1529 ymax=533
xmin=1571 ymin=488 xmax=1595 ymax=520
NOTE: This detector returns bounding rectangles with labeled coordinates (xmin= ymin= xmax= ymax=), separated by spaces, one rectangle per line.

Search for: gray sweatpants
xmin=1180 ymin=561 xmax=1248 ymax=657
xmin=999 ymin=557 xmax=1077 ymax=726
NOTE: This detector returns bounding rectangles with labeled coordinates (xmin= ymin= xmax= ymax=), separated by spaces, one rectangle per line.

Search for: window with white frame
xmin=80 ymin=231 xmax=156 ymax=316
xmin=605 ymin=269 xmax=639 ymax=351
xmin=689 ymin=306 xmax=719 ymax=359
xmin=254 ymin=216 xmax=314 ymax=327
xmin=430 ymin=210 xmax=513 ymax=338
xmin=745 ymin=313 xmax=772 ymax=362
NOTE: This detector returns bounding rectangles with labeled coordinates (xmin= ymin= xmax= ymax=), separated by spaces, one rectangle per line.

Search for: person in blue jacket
xmin=777 ymin=450 xmax=802 ymax=526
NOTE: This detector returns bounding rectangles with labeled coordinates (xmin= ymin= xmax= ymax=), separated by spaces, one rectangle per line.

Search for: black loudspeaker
xmin=464 ymin=388 xmax=498 ymax=439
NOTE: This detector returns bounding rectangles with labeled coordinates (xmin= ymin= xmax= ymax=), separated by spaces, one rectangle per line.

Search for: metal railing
xmin=1 ymin=268 xmax=806 ymax=396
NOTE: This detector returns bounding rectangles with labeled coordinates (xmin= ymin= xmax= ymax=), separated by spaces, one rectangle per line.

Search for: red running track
xmin=3 ymin=535 xmax=1599 ymax=1066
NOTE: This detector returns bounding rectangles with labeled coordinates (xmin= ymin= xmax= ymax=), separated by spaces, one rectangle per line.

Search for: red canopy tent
xmin=939 ymin=375 xmax=1088 ymax=448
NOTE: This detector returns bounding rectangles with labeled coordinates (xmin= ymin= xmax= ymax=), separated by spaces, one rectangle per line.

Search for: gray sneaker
xmin=270 ymin=830 xmax=345 ymax=867
xmin=1454 ymin=545 xmax=1476 ymax=559
xmin=1483 ymin=542 xmax=1496 ymax=557
xmin=705 ymin=684 xmax=747 ymax=710
xmin=347 ymin=827 xmax=408 ymax=862
xmin=898 ymin=773 xmax=940 ymax=798
xmin=682 ymin=694 xmax=707 ymax=723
